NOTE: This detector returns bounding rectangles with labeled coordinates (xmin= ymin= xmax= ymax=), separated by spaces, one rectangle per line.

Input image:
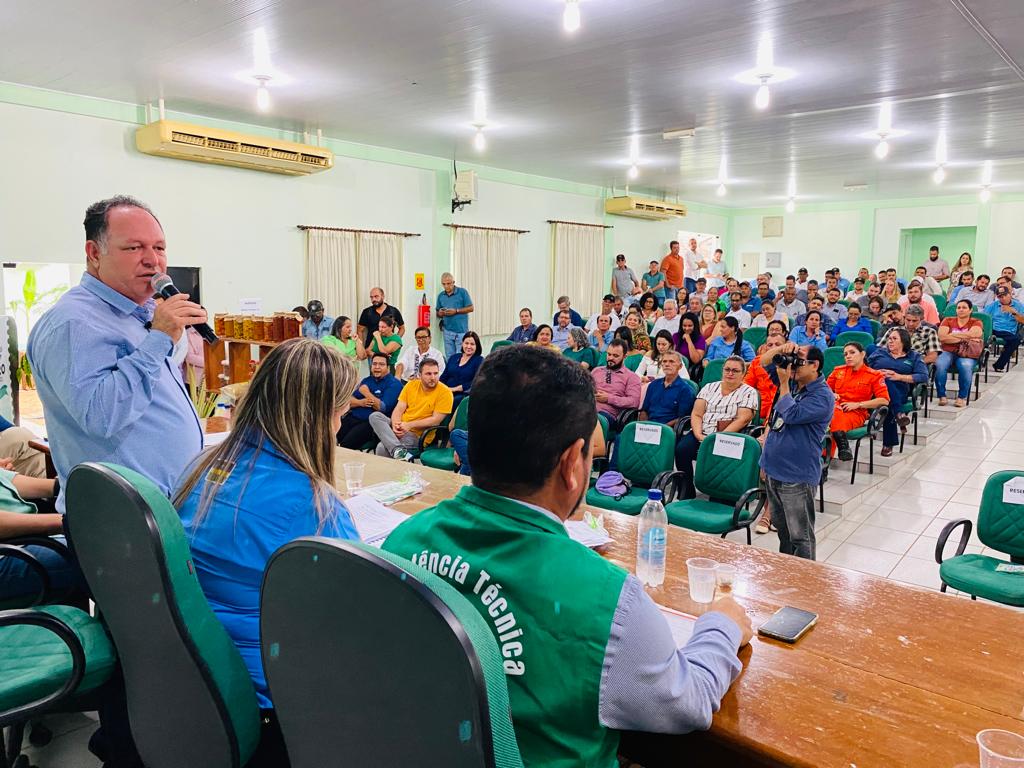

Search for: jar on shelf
xmin=223 ymin=315 xmax=236 ymax=338
xmin=252 ymin=316 xmax=264 ymax=342
xmin=272 ymin=313 xmax=285 ymax=342
xmin=213 ymin=313 xmax=226 ymax=336
xmin=242 ymin=315 xmax=255 ymax=341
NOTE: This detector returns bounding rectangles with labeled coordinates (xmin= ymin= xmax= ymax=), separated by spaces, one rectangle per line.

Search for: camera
xmin=772 ymin=352 xmax=806 ymax=368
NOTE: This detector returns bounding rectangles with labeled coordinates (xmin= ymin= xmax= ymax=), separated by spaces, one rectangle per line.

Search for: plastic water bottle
xmin=637 ymin=489 xmax=668 ymax=587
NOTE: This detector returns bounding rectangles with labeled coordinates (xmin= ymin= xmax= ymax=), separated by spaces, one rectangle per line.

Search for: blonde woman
xmin=175 ymin=337 xmax=359 ymax=764
xmin=948 ymin=252 xmax=974 ymax=299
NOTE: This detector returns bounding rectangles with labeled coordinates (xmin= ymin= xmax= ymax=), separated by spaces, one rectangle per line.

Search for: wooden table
xmin=336 ymin=448 xmax=1024 ymax=767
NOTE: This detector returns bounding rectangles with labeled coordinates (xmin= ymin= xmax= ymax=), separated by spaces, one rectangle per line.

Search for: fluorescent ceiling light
xmin=734 ymin=33 xmax=795 ymax=109
xmin=473 ymin=128 xmax=486 ymax=152
xmin=563 ymin=0 xmax=580 ymax=32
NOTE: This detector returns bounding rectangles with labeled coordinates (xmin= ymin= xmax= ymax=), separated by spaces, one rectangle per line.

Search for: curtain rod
xmin=547 ymin=219 xmax=613 ymax=229
xmin=297 ymin=225 xmax=421 ymax=237
xmin=443 ymin=223 xmax=529 ymax=234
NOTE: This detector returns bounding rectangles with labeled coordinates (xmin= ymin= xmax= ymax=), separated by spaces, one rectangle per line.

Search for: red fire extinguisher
xmin=417 ymin=292 xmax=431 ymax=327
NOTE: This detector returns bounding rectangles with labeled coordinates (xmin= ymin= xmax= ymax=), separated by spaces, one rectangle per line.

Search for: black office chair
xmin=261 ymin=538 xmax=523 ymax=768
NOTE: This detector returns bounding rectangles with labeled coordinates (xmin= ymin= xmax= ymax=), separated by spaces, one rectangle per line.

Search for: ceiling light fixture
xmin=626 ymin=134 xmax=640 ymax=179
xmin=473 ymin=128 xmax=486 ymax=152
xmin=734 ymin=33 xmax=795 ymax=110
xmin=932 ymin=132 xmax=947 ymax=184
xmin=785 ymin=174 xmax=797 ymax=212
xmin=563 ymin=0 xmax=581 ymax=33
xmin=255 ymin=76 xmax=271 ymax=112
xmin=628 ymin=164 xmax=639 ymax=180
xmin=873 ymin=101 xmax=892 ymax=159
xmin=471 ymin=92 xmax=488 ymax=152
xmin=785 ymin=198 xmax=796 ymax=213
xmin=716 ymin=154 xmax=728 ymax=196
xmin=932 ymin=166 xmax=946 ymax=184
xmin=980 ymin=160 xmax=993 ymax=202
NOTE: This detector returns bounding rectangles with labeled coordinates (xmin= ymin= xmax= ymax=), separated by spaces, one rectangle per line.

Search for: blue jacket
xmin=349 ymin=373 xmax=403 ymax=422
xmin=440 ymin=353 xmax=483 ymax=393
xmin=789 ymin=325 xmax=828 ymax=353
xmin=760 ymin=376 xmax=835 ymax=486
xmin=829 ymin=316 xmax=875 ymax=344
xmin=179 ymin=436 xmax=359 ymax=708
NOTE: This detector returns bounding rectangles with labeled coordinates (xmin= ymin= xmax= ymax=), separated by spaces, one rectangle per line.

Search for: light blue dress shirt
xmin=437 ymin=286 xmax=473 ymax=334
xmin=301 ymin=315 xmax=334 ymax=340
xmin=27 ymin=273 xmax=202 ymax=511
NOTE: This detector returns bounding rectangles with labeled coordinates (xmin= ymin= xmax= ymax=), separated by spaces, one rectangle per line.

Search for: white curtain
xmin=552 ymin=223 xmax=604 ymax=317
xmin=356 ymin=233 xmax=403 ymax=312
xmin=305 ymin=229 xmax=357 ymax=319
xmin=453 ymin=228 xmax=517 ymax=337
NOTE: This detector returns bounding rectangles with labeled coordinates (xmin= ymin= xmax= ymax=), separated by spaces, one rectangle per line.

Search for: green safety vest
xmin=383 ymin=485 xmax=627 ymax=767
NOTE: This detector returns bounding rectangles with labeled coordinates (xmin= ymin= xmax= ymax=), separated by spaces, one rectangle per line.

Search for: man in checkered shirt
xmin=879 ymin=304 xmax=939 ymax=365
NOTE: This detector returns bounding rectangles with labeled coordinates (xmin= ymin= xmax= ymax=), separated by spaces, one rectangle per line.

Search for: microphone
xmin=150 ymin=273 xmax=219 ymax=344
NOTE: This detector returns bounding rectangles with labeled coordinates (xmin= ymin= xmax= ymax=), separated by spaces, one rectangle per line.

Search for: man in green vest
xmin=383 ymin=345 xmax=751 ymax=767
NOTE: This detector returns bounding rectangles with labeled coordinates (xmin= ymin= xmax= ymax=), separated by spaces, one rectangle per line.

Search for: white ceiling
xmin=3 ymin=0 xmax=1024 ymax=206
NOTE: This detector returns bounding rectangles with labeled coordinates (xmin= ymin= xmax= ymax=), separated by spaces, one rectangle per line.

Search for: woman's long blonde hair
xmin=174 ymin=337 xmax=358 ymax=530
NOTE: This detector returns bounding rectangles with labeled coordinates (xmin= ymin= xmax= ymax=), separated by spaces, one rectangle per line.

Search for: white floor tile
xmin=895 ymin=478 xmax=960 ymax=501
xmin=888 ymin=556 xmax=944 ymax=590
xmin=863 ymin=507 xmax=936 ymax=534
xmin=825 ymin=543 xmax=902 ymax=577
xmin=814 ymin=537 xmax=843 ymax=560
xmin=873 ymin=493 xmax=946 ymax=517
xmin=935 ymin=500 xmax=980 ymax=522
xmin=822 ymin=519 xmax=860 ymax=542
xmin=845 ymin=524 xmax=918 ymax=554
xmin=950 ymin=486 xmax=985 ymax=505
xmin=906 ymin=534 xmax=982 ymax=561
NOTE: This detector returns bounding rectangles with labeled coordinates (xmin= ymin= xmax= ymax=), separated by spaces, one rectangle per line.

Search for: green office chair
xmin=743 ymin=327 xmax=766 ymax=351
xmin=593 ymin=413 xmax=612 ymax=475
xmin=936 ymin=471 xmax=1024 ymax=606
xmin=260 ymin=538 xmax=523 ymax=768
xmin=834 ymin=331 xmax=874 ymax=349
xmin=662 ymin=432 xmax=766 ymax=544
xmin=64 ymin=463 xmax=261 ymax=768
xmin=930 ymin=294 xmax=948 ymax=315
xmin=0 ymin=604 xmax=116 ymax=768
xmin=821 ymin=347 xmax=846 ymax=380
xmin=624 ymin=354 xmax=643 ymax=372
xmin=489 ymin=340 xmax=513 ymax=354
xmin=702 ymin=358 xmax=725 ymax=385
xmin=597 ymin=351 xmax=608 ymax=367
xmin=562 ymin=346 xmax=598 ymax=369
xmin=898 ymin=383 xmax=928 ymax=453
xmin=845 ymin=406 xmax=889 ymax=484
xmin=586 ymin=422 xmax=676 ymax=515
xmin=419 ymin=397 xmax=470 ymax=472
xmin=868 ymin=319 xmax=882 ymax=340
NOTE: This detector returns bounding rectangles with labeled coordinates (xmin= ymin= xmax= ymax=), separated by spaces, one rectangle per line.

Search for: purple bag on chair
xmin=595 ymin=471 xmax=632 ymax=500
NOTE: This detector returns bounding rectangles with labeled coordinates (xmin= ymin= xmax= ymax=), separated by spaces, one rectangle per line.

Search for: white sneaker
xmin=392 ymin=448 xmax=415 ymax=462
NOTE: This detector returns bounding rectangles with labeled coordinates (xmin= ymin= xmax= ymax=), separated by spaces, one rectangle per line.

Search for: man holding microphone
xmin=28 ymin=195 xmax=208 ymax=511
xmin=759 ymin=343 xmax=834 ymax=560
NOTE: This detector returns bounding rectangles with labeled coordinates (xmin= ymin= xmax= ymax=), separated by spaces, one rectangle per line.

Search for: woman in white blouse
xmin=637 ymin=330 xmax=690 ymax=382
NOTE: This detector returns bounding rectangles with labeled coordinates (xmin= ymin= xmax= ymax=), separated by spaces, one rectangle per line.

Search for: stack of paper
xmin=564 ymin=517 xmax=613 ymax=549
xmin=345 ymin=493 xmax=411 ymax=546
xmin=361 ymin=479 xmax=423 ymax=506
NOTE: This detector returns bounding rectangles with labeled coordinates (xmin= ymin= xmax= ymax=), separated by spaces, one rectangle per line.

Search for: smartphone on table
xmin=758 ymin=606 xmax=818 ymax=643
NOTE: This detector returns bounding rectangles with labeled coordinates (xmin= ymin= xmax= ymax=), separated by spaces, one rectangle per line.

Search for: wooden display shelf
xmin=203 ymin=336 xmax=296 ymax=389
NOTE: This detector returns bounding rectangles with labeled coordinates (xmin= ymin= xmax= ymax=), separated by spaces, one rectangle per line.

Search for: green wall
xmin=901 ymin=227 xmax=977 ymax=276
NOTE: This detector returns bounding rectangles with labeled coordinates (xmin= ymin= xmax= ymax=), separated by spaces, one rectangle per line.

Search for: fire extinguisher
xmin=417 ymin=292 xmax=431 ymax=328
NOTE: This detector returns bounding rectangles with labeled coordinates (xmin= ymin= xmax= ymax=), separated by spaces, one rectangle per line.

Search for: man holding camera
xmin=759 ymin=344 xmax=834 ymax=560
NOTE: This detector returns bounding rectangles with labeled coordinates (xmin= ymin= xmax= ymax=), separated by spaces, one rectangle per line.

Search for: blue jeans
xmin=684 ymin=277 xmax=697 ymax=294
xmin=442 ymin=329 xmax=465 ymax=358
xmin=934 ymin=351 xmax=976 ymax=399
xmin=993 ymin=329 xmax=1021 ymax=370
xmin=881 ymin=380 xmax=909 ymax=447
xmin=766 ymin=477 xmax=816 ymax=560
xmin=0 ymin=535 xmax=82 ymax=605
xmin=450 ymin=429 xmax=471 ymax=476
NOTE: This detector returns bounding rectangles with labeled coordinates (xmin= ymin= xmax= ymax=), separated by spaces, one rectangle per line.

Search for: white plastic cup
xmin=715 ymin=563 xmax=737 ymax=595
xmin=686 ymin=558 xmax=718 ymax=604
xmin=978 ymin=730 xmax=1024 ymax=767
xmin=343 ymin=462 xmax=365 ymax=495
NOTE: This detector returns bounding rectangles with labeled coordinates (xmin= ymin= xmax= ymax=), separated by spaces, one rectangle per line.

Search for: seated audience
xmin=863 ymin=295 xmax=886 ymax=321
xmin=589 ymin=314 xmax=615 ymax=352
xmin=612 ymin=296 xmax=628 ymax=324
xmin=739 ymin=282 xmax=762 ymax=316
xmin=338 ymin=352 xmax=403 ymax=449
xmin=507 ymin=308 xmax=537 ymax=343
xmin=822 ymin=288 xmax=848 ymax=324
xmin=775 ymin=286 xmax=806 ymax=323
xmin=845 ymin=278 xmax=867 ymax=302
xmin=673 ymin=312 xmax=707 ymax=376
xmin=564 ymin=327 xmax=599 ymax=369
xmin=705 ymin=317 xmax=755 ymax=364
xmin=986 ymin=286 xmax=1024 ymax=372
xmin=586 ymin=294 xmax=622 ymax=333
xmin=691 ymin=279 xmax=709 ymax=305
xmin=528 ymin=324 xmax=562 ymax=353
xmin=880 ymin=275 xmax=903 ymax=306
xmin=592 ymin=339 xmax=641 ymax=420
xmin=395 ymin=325 xmax=446 ymax=381
xmin=370 ymin=358 xmax=453 ymax=461
xmin=623 ymin=311 xmax=652 ymax=354
xmin=828 ymin=302 xmax=874 ymax=344
xmin=867 ymin=329 xmax=928 ymax=457
xmin=440 ymin=330 xmax=483 ymax=407
xmin=947 ymin=253 xmax=973 ymax=298
xmin=789 ymin=310 xmax=828 ymax=352
xmin=797 ymin=298 xmax=835 ymax=336
xmin=300 ymin=299 xmax=333 ymax=340
xmin=368 ymin=315 xmax=403 ymax=371
xmin=912 ymin=266 xmax=943 ymax=296
xmin=553 ymin=295 xmax=585 ymax=328
xmin=552 ymin=309 xmax=575 ymax=350
xmin=0 ymin=417 xmax=48 ymax=478
xmin=674 ymin=287 xmax=691 ymax=311
xmin=935 ymin=299 xmax=983 ymax=406
xmin=322 ymin=315 xmax=362 ymax=362
xmin=825 ymin=342 xmax=889 ymax=460
xmin=651 ymin=299 xmax=681 ymax=336
xmin=382 ymin=345 xmax=750 ymax=767
xmin=747 ymin=321 xmax=789 ymax=423
xmin=954 ymin=273 xmax=993 ymax=310
xmin=856 ymin=281 xmax=882 ymax=311
xmin=638 ymin=330 xmax=689 ymax=381
xmin=879 ymin=305 xmax=939 ymax=364
xmin=176 ymin=338 xmax=359 ymax=764
xmin=724 ymin=292 xmax=752 ymax=329
xmin=753 ymin=300 xmax=788 ymax=328
xmin=674 ymin=357 xmax=758 ymax=498
xmin=796 ymin=279 xmax=819 ymax=305
xmin=639 ymin=351 xmax=695 ymax=425
xmin=699 ymin=303 xmax=721 ymax=341
xmin=641 ymin=263 xmax=666 ymax=305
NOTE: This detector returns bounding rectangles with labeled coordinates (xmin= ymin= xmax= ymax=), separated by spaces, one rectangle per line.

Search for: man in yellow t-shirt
xmin=369 ymin=358 xmax=453 ymax=460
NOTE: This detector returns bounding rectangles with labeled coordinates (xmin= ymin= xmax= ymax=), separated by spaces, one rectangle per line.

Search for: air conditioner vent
xmin=137 ymin=120 xmax=334 ymax=176
xmin=604 ymin=196 xmax=687 ymax=220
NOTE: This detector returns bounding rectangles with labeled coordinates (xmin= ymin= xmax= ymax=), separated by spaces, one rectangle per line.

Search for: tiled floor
xmin=731 ymin=362 xmax=1024 ymax=603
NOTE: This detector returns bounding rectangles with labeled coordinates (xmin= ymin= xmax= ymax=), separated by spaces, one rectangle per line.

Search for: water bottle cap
xmin=647 ymin=489 xmax=663 ymax=501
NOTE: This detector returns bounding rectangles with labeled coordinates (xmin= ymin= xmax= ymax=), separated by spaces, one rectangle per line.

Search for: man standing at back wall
xmin=28 ymin=195 xmax=207 ymax=511
xmin=437 ymin=271 xmax=474 ymax=358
